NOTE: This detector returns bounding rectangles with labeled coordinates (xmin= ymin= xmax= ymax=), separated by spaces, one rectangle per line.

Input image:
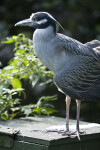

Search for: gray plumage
xmin=54 ymin=34 xmax=100 ymax=101
xmin=33 ymin=27 xmax=100 ymax=101
xmin=15 ymin=11 xmax=100 ymax=139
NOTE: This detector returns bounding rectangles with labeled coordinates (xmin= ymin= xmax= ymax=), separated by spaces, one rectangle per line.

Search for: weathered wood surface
xmin=0 ymin=116 xmax=100 ymax=150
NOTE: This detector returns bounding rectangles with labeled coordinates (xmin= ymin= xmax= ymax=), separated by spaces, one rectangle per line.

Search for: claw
xmin=71 ymin=130 xmax=85 ymax=140
xmin=61 ymin=130 xmax=85 ymax=140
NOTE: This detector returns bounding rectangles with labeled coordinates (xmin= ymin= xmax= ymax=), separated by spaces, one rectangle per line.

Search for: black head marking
xmin=30 ymin=12 xmax=56 ymax=31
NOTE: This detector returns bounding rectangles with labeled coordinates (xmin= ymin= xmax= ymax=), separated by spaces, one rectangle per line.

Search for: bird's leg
xmin=60 ymin=96 xmax=71 ymax=135
xmin=76 ymin=99 xmax=81 ymax=140
xmin=71 ymin=100 xmax=85 ymax=140
xmin=76 ymin=100 xmax=81 ymax=131
xmin=62 ymin=99 xmax=85 ymax=139
xmin=65 ymin=96 xmax=71 ymax=132
xmin=46 ymin=96 xmax=71 ymax=134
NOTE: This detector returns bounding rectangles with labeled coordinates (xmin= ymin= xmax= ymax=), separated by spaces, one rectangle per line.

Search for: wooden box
xmin=0 ymin=116 xmax=100 ymax=150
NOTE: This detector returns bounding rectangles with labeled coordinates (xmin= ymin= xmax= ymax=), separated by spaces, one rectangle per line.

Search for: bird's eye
xmin=33 ymin=18 xmax=38 ymax=22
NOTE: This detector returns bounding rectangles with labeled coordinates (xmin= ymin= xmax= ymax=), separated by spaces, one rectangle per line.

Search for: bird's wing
xmin=84 ymin=40 xmax=100 ymax=52
xmin=85 ymin=40 xmax=100 ymax=49
xmin=56 ymin=33 xmax=100 ymax=60
xmin=54 ymin=55 xmax=100 ymax=101
xmin=54 ymin=34 xmax=100 ymax=100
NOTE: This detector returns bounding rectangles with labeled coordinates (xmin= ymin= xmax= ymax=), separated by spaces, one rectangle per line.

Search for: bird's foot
xmin=53 ymin=129 xmax=85 ymax=140
xmin=57 ymin=130 xmax=72 ymax=136
xmin=62 ymin=130 xmax=85 ymax=140
xmin=46 ymin=128 xmax=72 ymax=135
xmin=46 ymin=126 xmax=85 ymax=140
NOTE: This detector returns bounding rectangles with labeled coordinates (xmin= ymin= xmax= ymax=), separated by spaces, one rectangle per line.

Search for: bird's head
xmin=15 ymin=12 xmax=64 ymax=32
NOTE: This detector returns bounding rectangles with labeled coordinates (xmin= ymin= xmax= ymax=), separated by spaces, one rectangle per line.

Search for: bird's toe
xmin=58 ymin=130 xmax=72 ymax=136
xmin=69 ymin=130 xmax=85 ymax=140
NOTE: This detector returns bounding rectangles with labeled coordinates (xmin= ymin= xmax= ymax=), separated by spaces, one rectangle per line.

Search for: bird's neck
xmin=33 ymin=26 xmax=68 ymax=73
xmin=33 ymin=26 xmax=56 ymax=41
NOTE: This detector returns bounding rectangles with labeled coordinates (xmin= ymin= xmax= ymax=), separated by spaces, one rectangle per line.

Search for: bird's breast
xmin=33 ymin=32 xmax=67 ymax=73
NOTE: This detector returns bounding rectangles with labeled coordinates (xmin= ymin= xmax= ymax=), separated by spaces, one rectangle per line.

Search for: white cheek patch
xmin=37 ymin=19 xmax=47 ymax=24
xmin=30 ymin=13 xmax=34 ymax=20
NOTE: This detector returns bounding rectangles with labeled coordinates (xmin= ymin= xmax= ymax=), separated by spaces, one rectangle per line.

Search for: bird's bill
xmin=15 ymin=18 xmax=34 ymax=27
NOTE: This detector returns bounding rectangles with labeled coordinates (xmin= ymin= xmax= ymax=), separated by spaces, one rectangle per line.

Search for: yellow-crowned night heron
xmin=15 ymin=12 xmax=100 ymax=140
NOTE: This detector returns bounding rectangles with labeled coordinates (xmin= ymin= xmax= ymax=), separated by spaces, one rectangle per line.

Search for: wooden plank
xmin=0 ymin=116 xmax=100 ymax=150
xmin=49 ymin=139 xmax=100 ymax=150
xmin=1 ymin=139 xmax=100 ymax=150
xmin=0 ymin=126 xmax=19 ymax=148
xmin=0 ymin=140 xmax=48 ymax=150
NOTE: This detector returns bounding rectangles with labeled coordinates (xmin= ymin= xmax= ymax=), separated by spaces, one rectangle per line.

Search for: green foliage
xmin=0 ymin=34 xmax=57 ymax=120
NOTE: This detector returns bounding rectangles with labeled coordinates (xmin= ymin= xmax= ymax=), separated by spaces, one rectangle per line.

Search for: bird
xmin=15 ymin=12 xmax=100 ymax=140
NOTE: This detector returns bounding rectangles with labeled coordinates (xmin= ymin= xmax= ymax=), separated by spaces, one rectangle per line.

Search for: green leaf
xmin=11 ymin=77 xmax=22 ymax=89
xmin=43 ymin=108 xmax=58 ymax=115
xmin=1 ymin=112 xmax=8 ymax=120
xmin=39 ymin=95 xmax=57 ymax=101
xmin=32 ymin=108 xmax=42 ymax=115
xmin=2 ymin=39 xmax=14 ymax=44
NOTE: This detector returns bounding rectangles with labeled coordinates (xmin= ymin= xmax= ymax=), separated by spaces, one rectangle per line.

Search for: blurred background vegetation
xmin=0 ymin=0 xmax=100 ymax=123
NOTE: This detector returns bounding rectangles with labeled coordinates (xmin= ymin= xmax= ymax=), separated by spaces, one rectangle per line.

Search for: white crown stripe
xmin=37 ymin=19 xmax=47 ymax=24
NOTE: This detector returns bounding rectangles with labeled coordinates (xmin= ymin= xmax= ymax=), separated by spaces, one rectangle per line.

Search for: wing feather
xmin=85 ymin=40 xmax=100 ymax=49
xmin=57 ymin=33 xmax=100 ymax=60
xmin=54 ymin=56 xmax=100 ymax=101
